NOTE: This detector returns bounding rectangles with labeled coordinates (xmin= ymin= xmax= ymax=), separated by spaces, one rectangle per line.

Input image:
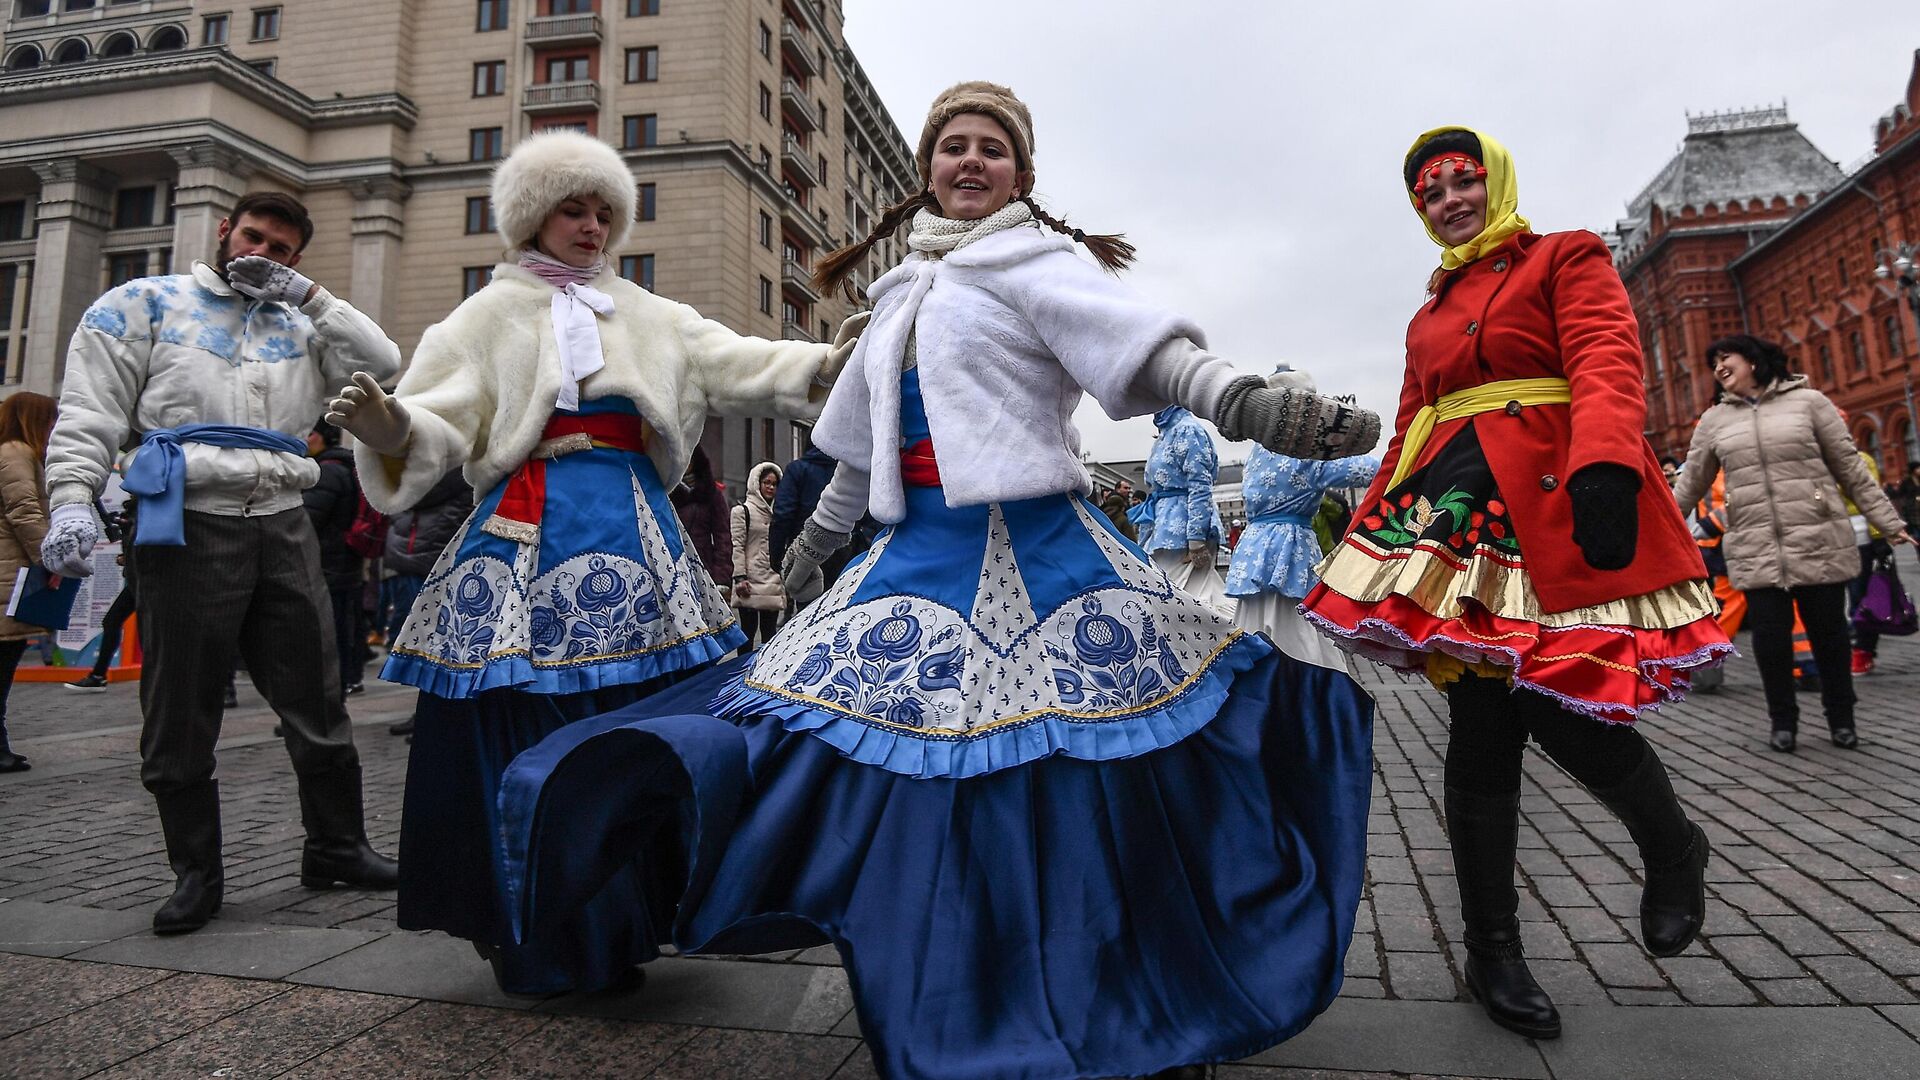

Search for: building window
xmin=113 ymin=187 xmax=156 ymax=229
xmin=624 ymin=46 xmax=657 ymax=83
xmin=758 ymin=210 xmax=772 ymax=249
xmin=473 ymin=60 xmax=506 ymax=96
xmin=620 ymin=253 xmax=654 ymax=291
xmin=476 ymin=0 xmax=509 ymax=31
xmin=545 ymin=54 xmax=589 ymax=83
xmin=1818 ymin=345 xmax=1833 ymax=382
xmin=14 ymin=0 xmax=50 ymax=16
xmin=759 ymin=146 xmax=771 ymax=172
xmin=464 ymin=197 xmax=494 ymax=235
xmin=1837 ymin=257 xmax=1849 ymax=288
xmin=622 ymin=113 xmax=657 ymax=149
xmin=818 ymin=154 xmax=827 ymax=187
xmin=758 ymin=275 xmax=772 ymax=315
xmin=203 ymin=14 xmax=229 ymax=45
xmin=1886 ymin=315 xmax=1904 ymax=359
xmin=637 ymin=183 xmax=656 ymax=222
xmin=757 ymin=20 xmax=771 ymax=58
xmin=462 ymin=266 xmax=490 ymax=298
xmin=1850 ymin=330 xmax=1868 ymax=373
xmin=107 ymin=252 xmax=147 ymax=288
xmin=550 ymin=0 xmax=591 ymax=12
xmin=250 ymin=6 xmax=280 ymax=41
xmin=247 ymin=58 xmax=277 ymax=78
xmin=758 ymin=83 xmax=771 ymax=121
xmin=629 ymin=0 xmax=660 ymax=14
xmin=469 ymin=127 xmax=504 ymax=161
xmin=0 ymin=201 xmax=26 ymax=242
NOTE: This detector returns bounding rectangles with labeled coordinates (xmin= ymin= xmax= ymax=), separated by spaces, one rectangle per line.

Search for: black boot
xmin=1589 ymin=744 xmax=1708 ymax=957
xmin=1446 ymin=786 xmax=1561 ymax=1039
xmin=296 ymin=766 xmax=399 ymax=889
xmin=153 ymin=782 xmax=223 ymax=934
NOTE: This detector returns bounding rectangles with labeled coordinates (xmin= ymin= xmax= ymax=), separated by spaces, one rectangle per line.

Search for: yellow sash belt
xmin=1386 ymin=377 xmax=1572 ymax=490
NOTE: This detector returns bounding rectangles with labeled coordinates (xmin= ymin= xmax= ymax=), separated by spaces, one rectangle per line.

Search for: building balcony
xmin=526 ymin=13 xmax=601 ymax=46
xmin=780 ymin=18 xmax=819 ymax=77
xmin=781 ymin=133 xmax=818 ymax=189
xmin=781 ymin=320 xmax=816 ymax=342
xmin=780 ymin=77 xmax=820 ymax=133
xmin=782 ymin=258 xmax=821 ymax=304
xmin=523 ymin=80 xmax=599 ymax=112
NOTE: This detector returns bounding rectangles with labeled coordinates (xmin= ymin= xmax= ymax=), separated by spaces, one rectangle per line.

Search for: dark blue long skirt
xmin=498 ymin=650 xmax=1373 ymax=1078
xmin=399 ymin=678 xmax=686 ymax=995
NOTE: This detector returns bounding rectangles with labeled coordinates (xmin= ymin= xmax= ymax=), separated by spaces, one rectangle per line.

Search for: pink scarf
xmin=517 ymin=248 xmax=605 ymax=288
xmin=516 ymin=249 xmax=613 ymax=410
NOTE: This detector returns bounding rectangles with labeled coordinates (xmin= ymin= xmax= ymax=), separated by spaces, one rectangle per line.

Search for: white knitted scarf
xmin=907 ymin=201 xmax=1035 ymax=256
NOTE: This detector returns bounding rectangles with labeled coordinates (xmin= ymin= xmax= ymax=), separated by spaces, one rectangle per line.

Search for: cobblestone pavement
xmin=4 ymin=553 xmax=1920 ymax=1077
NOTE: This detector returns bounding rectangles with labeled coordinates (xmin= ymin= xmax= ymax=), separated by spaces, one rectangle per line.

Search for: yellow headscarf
xmin=1406 ymin=126 xmax=1531 ymax=270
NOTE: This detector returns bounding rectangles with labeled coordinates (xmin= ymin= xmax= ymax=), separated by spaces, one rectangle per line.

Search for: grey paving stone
xmin=1578 ymin=942 xmax=1666 ymax=989
xmin=286 ymin=929 xmax=548 ymax=1010
xmin=1539 ymin=1004 xmax=1920 ymax=1080
xmin=1754 ymin=976 xmax=1841 ymax=1005
xmin=1806 ymin=954 xmax=1918 ymax=1005
xmin=87 ymin=984 xmax=412 ymax=1078
xmin=539 ymin=955 xmax=854 ymax=1036
xmin=1655 ymin=955 xmax=1757 ymax=1005
xmin=0 ymin=897 xmax=152 ymax=958
xmin=69 ymin=917 xmax=386 ymax=980
xmin=1384 ymin=951 xmax=1456 ymax=1001
xmin=1244 ymin=998 xmax=1550 ymax=1078
xmin=1710 ymin=934 xmax=1803 ymax=979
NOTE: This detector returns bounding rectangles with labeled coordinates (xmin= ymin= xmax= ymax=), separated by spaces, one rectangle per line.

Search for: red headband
xmin=1411 ymin=153 xmax=1487 ymax=198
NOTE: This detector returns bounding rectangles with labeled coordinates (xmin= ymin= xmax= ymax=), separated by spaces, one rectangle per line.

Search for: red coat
xmin=1360 ymin=230 xmax=1705 ymax=614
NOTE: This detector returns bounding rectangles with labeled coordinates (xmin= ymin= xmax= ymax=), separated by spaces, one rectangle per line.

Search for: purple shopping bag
xmin=1854 ymin=556 xmax=1918 ymax=637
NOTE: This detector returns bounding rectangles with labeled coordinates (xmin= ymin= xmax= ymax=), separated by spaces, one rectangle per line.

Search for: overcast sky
xmin=839 ymin=1 xmax=1920 ymax=467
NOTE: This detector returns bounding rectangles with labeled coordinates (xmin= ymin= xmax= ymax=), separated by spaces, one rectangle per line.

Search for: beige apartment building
xmin=0 ymin=0 xmax=916 ymax=488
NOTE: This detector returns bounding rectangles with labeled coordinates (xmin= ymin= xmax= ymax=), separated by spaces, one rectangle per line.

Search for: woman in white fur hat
xmin=496 ymin=85 xmax=1382 ymax=1078
xmin=325 ymin=130 xmax=862 ymax=995
xmin=1225 ymin=364 xmax=1381 ymax=670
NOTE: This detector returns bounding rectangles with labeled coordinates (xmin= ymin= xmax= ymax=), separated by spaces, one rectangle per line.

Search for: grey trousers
xmin=135 ymin=508 xmax=360 ymax=795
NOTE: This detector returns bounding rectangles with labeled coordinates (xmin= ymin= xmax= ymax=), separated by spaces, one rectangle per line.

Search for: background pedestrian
xmin=303 ymin=420 xmax=367 ymax=695
xmin=670 ymin=447 xmax=731 ymax=587
xmin=1672 ymin=334 xmax=1913 ymax=751
xmin=732 ymin=461 xmax=785 ymax=642
xmin=0 ymin=391 xmax=56 ymax=773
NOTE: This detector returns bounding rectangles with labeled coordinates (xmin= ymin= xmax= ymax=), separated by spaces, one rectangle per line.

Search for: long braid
xmin=814 ymin=190 xmax=939 ymax=294
xmin=1020 ymin=196 xmax=1136 ymax=273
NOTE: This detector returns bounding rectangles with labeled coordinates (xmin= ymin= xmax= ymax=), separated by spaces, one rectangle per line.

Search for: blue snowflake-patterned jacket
xmin=1142 ymin=406 xmax=1221 ymax=552
xmin=46 ymin=262 xmax=400 ymax=515
xmin=1223 ymin=448 xmax=1380 ymax=598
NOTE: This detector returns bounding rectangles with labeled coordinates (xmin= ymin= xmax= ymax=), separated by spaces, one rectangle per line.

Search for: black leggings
xmin=1744 ymin=582 xmax=1853 ymax=732
xmin=738 ymin=607 xmax=781 ymax=648
xmin=88 ymin=580 xmax=138 ymax=678
xmin=0 ymin=638 xmax=27 ymax=754
xmin=1444 ymin=673 xmax=1649 ymax=799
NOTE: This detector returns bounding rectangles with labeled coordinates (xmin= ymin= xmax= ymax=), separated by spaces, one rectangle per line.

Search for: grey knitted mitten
xmin=781 ymin=519 xmax=851 ymax=604
xmin=1214 ymin=375 xmax=1383 ymax=459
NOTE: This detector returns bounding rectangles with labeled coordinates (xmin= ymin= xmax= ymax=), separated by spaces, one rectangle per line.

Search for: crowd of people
xmin=0 ymin=78 xmax=1914 ymax=1080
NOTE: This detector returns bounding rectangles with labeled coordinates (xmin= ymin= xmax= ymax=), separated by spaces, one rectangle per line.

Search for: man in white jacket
xmin=41 ymin=192 xmax=403 ymax=935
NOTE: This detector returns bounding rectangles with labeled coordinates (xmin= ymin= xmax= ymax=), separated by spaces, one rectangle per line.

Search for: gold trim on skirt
xmin=1317 ymin=534 xmax=1717 ymax=631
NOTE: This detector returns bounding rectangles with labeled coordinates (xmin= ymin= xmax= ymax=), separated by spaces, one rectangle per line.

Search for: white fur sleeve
xmin=355 ymin=316 xmax=493 ymax=514
xmin=1130 ymin=337 xmax=1246 ymax=423
xmin=676 ymin=304 xmax=830 ymax=421
xmin=810 ymin=463 xmax=871 ymax=536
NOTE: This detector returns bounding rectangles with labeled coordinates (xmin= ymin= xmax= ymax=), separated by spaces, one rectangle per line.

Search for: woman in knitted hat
xmin=325 ymin=130 xmax=863 ymax=995
xmin=1225 ymin=365 xmax=1380 ymax=669
xmin=498 ymin=82 xmax=1381 ymax=1079
xmin=1302 ymin=127 xmax=1733 ymax=1040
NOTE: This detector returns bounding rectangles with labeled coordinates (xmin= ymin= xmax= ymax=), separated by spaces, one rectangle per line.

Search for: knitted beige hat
xmin=915 ymin=81 xmax=1035 ymax=186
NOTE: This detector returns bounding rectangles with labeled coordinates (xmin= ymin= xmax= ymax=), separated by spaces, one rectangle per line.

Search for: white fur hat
xmin=490 ymin=131 xmax=638 ymax=252
xmin=1267 ymin=363 xmax=1316 ymax=394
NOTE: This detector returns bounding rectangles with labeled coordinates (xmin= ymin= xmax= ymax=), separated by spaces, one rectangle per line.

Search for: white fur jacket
xmin=358 ymin=262 xmax=833 ymax=513
xmin=812 ymin=225 xmax=1225 ymax=524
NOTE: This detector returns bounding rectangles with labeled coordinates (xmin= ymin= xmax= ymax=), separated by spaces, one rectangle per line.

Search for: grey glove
xmin=1215 ymin=375 xmax=1382 ymax=460
xmin=1184 ymin=540 xmax=1216 ymax=568
xmin=226 ymin=255 xmax=317 ymax=306
xmin=326 ymin=371 xmax=412 ymax=454
xmin=781 ymin=518 xmax=851 ymax=607
xmin=41 ymin=502 xmax=101 ymax=578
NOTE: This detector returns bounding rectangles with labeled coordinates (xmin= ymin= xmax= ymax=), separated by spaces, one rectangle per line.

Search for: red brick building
xmin=1614 ymin=48 xmax=1920 ymax=476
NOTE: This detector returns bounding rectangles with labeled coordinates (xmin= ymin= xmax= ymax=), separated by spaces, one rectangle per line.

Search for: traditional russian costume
xmin=497 ymin=206 xmax=1376 ymax=1078
xmin=1143 ymin=406 xmax=1234 ymax=614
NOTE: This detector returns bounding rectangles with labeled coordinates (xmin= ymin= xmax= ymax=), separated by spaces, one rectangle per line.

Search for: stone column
xmin=346 ymin=176 xmax=411 ymax=327
xmin=166 ymin=142 xmax=255 ymax=273
xmin=25 ymin=159 xmax=115 ymax=394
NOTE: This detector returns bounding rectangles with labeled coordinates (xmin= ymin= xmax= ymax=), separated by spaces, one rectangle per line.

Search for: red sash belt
xmin=901 ymin=437 xmax=942 ymax=487
xmin=486 ymin=414 xmax=649 ymax=541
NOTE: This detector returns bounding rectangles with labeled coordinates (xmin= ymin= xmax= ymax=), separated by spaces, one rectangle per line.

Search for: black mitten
xmin=1567 ymin=463 xmax=1641 ymax=572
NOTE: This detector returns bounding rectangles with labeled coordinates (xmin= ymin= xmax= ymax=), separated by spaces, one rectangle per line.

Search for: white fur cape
xmin=810 ymin=225 xmax=1205 ymax=524
xmin=358 ymin=262 xmax=831 ymax=513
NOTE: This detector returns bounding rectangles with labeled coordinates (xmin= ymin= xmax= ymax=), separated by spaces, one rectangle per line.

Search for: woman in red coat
xmin=1303 ymin=127 xmax=1732 ymax=1040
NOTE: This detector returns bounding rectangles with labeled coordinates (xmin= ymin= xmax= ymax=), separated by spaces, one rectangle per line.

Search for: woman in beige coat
xmin=1673 ymin=335 xmax=1912 ymax=752
xmin=730 ymin=461 xmax=784 ymax=646
xmin=0 ymin=392 xmax=58 ymax=773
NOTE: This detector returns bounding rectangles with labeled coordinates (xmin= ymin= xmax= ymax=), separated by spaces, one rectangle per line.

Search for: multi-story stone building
xmin=0 ymin=0 xmax=916 ymax=490
xmin=1613 ymin=49 xmax=1920 ymax=475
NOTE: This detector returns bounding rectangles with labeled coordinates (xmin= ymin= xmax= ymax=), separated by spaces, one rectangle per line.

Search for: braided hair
xmin=813 ymin=191 xmax=1136 ymax=295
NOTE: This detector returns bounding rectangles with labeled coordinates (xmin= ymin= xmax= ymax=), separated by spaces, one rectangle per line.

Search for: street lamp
xmin=1875 ymin=243 xmax=1920 ymax=468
